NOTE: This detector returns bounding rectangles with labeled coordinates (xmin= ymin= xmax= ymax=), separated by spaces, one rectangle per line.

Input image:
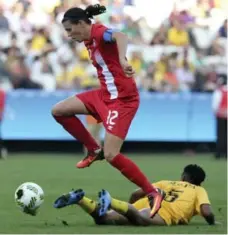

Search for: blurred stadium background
xmin=0 ymin=0 xmax=227 ymax=234
xmin=0 ymin=0 xmax=227 ymax=154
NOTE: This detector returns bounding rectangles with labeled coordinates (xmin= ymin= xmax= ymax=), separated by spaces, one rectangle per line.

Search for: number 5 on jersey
xmin=107 ymin=110 xmax=118 ymax=126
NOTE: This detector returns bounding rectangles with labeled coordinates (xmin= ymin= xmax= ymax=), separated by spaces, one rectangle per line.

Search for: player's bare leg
xmin=84 ymin=122 xmax=102 ymax=155
xmin=52 ymin=96 xmax=89 ymax=116
xmin=99 ymin=189 xmax=166 ymax=226
xmin=103 ymin=132 xmax=165 ymax=218
xmin=52 ymin=96 xmax=104 ymax=163
xmin=77 ymin=198 xmax=130 ymax=226
xmin=87 ymin=123 xmax=102 ymax=146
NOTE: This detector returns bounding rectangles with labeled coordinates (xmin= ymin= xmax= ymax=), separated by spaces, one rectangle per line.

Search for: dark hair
xmin=183 ymin=164 xmax=206 ymax=186
xmin=62 ymin=4 xmax=106 ymax=24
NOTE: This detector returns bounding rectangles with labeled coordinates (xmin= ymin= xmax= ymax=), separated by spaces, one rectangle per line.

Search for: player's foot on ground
xmin=76 ymin=149 xmax=104 ymax=168
xmin=98 ymin=189 xmax=111 ymax=216
xmin=148 ymin=188 xmax=166 ymax=218
xmin=54 ymin=189 xmax=85 ymax=208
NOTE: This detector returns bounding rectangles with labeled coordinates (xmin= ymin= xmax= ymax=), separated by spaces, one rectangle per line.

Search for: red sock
xmin=110 ymin=153 xmax=157 ymax=195
xmin=54 ymin=115 xmax=100 ymax=152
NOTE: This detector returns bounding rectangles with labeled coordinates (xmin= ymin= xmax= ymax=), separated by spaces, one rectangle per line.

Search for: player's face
xmin=63 ymin=20 xmax=85 ymax=43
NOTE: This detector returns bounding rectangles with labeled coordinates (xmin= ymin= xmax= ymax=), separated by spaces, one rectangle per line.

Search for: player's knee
xmin=51 ymin=103 xmax=62 ymax=117
xmin=51 ymin=102 xmax=69 ymax=117
xmin=104 ymin=151 xmax=117 ymax=162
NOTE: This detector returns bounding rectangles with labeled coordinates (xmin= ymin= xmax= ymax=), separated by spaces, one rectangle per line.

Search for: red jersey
xmin=84 ymin=24 xmax=138 ymax=102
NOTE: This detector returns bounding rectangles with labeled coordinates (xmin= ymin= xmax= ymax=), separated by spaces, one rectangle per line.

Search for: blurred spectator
xmin=4 ymin=48 xmax=41 ymax=89
xmin=0 ymin=6 xmax=9 ymax=31
xmin=150 ymin=24 xmax=167 ymax=45
xmin=0 ymin=0 xmax=225 ymax=94
xmin=154 ymin=53 xmax=168 ymax=78
xmin=163 ymin=64 xmax=178 ymax=92
xmin=190 ymin=0 xmax=210 ymax=19
xmin=129 ymin=51 xmax=146 ymax=87
xmin=178 ymin=10 xmax=195 ymax=27
xmin=122 ymin=17 xmax=142 ymax=43
xmin=168 ymin=52 xmax=179 ymax=71
xmin=24 ymin=39 xmax=35 ymax=67
xmin=175 ymin=60 xmax=195 ymax=92
xmin=149 ymin=54 xmax=169 ymax=91
xmin=107 ymin=15 xmax=123 ymax=30
xmin=0 ymin=55 xmax=12 ymax=90
xmin=193 ymin=50 xmax=208 ymax=91
xmin=207 ymin=38 xmax=224 ymax=56
xmin=4 ymin=46 xmax=21 ymax=73
xmin=16 ymin=56 xmax=41 ymax=89
xmin=178 ymin=48 xmax=195 ymax=72
xmin=218 ymin=19 xmax=227 ymax=38
xmin=212 ymin=74 xmax=227 ymax=159
xmin=204 ymin=65 xmax=217 ymax=91
xmin=31 ymin=28 xmax=55 ymax=53
xmin=168 ymin=20 xmax=190 ymax=46
xmin=109 ymin=0 xmax=124 ymax=17
xmin=56 ymin=60 xmax=82 ymax=90
xmin=31 ymin=53 xmax=55 ymax=90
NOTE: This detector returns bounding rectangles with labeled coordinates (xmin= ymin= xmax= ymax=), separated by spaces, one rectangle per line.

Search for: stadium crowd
xmin=0 ymin=0 xmax=227 ymax=92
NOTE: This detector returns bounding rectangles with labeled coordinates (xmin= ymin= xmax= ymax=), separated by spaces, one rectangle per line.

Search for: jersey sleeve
xmin=195 ymin=187 xmax=211 ymax=215
xmin=103 ymin=29 xmax=119 ymax=42
xmin=92 ymin=25 xmax=108 ymax=43
xmin=93 ymin=25 xmax=118 ymax=43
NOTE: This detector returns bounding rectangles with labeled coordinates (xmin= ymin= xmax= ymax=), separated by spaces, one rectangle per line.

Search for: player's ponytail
xmin=85 ymin=4 xmax=106 ymax=18
xmin=62 ymin=4 xmax=106 ymax=24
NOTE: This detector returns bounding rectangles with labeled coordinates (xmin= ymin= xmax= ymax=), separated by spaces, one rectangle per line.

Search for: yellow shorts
xmin=132 ymin=198 xmax=172 ymax=225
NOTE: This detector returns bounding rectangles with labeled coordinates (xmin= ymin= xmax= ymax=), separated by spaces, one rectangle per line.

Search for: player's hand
xmin=120 ymin=59 xmax=135 ymax=77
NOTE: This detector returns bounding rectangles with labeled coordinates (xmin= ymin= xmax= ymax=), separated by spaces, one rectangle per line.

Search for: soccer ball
xmin=14 ymin=182 xmax=44 ymax=215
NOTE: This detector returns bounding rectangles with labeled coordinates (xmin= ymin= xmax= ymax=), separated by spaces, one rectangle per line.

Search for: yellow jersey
xmin=133 ymin=181 xmax=210 ymax=225
xmin=168 ymin=28 xmax=189 ymax=46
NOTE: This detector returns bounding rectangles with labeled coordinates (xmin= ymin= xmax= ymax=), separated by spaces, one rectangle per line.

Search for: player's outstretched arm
xmin=112 ymin=32 xmax=128 ymax=62
xmin=129 ymin=188 xmax=146 ymax=204
xmin=111 ymin=32 xmax=135 ymax=77
xmin=200 ymin=204 xmax=215 ymax=225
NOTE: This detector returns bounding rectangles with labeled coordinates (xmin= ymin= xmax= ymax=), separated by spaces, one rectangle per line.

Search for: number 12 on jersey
xmin=107 ymin=110 xmax=118 ymax=125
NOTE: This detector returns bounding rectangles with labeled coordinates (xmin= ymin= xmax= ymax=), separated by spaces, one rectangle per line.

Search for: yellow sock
xmin=78 ymin=197 xmax=97 ymax=214
xmin=111 ymin=198 xmax=129 ymax=214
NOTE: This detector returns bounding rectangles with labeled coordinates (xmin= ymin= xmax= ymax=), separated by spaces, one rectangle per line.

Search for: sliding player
xmin=54 ymin=164 xmax=215 ymax=226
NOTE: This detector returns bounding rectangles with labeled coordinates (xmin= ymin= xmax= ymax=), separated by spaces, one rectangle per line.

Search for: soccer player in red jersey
xmin=52 ymin=4 xmax=164 ymax=217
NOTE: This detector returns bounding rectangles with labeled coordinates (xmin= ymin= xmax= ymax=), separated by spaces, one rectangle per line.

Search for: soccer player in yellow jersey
xmin=54 ymin=164 xmax=215 ymax=226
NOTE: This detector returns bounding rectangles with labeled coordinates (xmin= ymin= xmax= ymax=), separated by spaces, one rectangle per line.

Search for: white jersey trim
xmin=94 ymin=51 xmax=118 ymax=99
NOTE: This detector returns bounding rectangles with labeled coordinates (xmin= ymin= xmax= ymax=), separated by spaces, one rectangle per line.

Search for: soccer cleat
xmin=98 ymin=189 xmax=111 ymax=216
xmin=148 ymin=188 xmax=166 ymax=218
xmin=76 ymin=149 xmax=104 ymax=168
xmin=53 ymin=189 xmax=85 ymax=209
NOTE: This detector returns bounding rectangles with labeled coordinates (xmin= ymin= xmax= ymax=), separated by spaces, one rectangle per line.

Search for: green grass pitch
xmin=0 ymin=153 xmax=227 ymax=234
